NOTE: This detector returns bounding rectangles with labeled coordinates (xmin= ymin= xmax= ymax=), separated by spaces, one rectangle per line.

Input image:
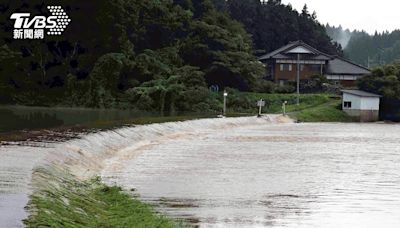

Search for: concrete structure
xmin=259 ymin=41 xmax=371 ymax=87
xmin=342 ymin=90 xmax=382 ymax=122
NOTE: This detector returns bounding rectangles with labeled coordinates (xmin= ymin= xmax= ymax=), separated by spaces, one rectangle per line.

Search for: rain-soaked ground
xmin=1 ymin=116 xmax=400 ymax=227
xmin=102 ymin=121 xmax=400 ymax=228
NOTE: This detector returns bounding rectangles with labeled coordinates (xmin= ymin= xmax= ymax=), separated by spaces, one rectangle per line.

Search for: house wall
xmin=342 ymin=93 xmax=362 ymax=110
xmin=274 ymin=63 xmax=322 ymax=82
xmin=360 ymin=97 xmax=380 ymax=110
xmin=344 ymin=109 xmax=380 ymax=122
xmin=326 ymin=75 xmax=362 ymax=88
xmin=339 ymin=80 xmax=357 ymax=88
xmin=343 ymin=94 xmax=380 ymax=111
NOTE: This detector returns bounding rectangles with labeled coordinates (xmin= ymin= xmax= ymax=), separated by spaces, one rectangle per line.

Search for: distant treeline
xmin=224 ymin=0 xmax=343 ymax=56
xmin=326 ymin=24 xmax=400 ymax=68
xmin=0 ymin=0 xmax=342 ymax=113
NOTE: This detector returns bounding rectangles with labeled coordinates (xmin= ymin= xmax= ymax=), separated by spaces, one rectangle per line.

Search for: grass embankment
xmin=25 ymin=168 xmax=183 ymax=228
xmin=231 ymin=92 xmax=354 ymax=122
xmin=291 ymin=99 xmax=355 ymax=122
xmin=226 ymin=91 xmax=331 ymax=114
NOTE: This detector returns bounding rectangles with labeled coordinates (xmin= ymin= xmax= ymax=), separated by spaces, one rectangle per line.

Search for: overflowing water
xmin=1 ymin=116 xmax=400 ymax=227
xmin=102 ymin=120 xmax=400 ymax=227
xmin=0 ymin=147 xmax=49 ymax=227
xmin=0 ymin=116 xmax=283 ymax=226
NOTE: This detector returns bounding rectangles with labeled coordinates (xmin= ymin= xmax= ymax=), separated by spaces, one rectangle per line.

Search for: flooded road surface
xmin=103 ymin=122 xmax=400 ymax=227
xmin=0 ymin=147 xmax=49 ymax=227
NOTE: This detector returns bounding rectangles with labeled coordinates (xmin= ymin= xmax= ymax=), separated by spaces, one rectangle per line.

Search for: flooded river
xmin=1 ymin=116 xmax=400 ymax=227
xmin=102 ymin=120 xmax=400 ymax=227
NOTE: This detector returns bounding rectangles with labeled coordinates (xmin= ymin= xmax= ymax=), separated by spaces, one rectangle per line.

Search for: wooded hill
xmin=326 ymin=24 xmax=400 ymax=68
xmin=0 ymin=0 xmax=342 ymax=114
xmin=224 ymin=0 xmax=343 ymax=56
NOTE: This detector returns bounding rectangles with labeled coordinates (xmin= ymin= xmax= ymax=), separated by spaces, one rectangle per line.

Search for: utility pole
xmin=296 ymin=53 xmax=300 ymax=105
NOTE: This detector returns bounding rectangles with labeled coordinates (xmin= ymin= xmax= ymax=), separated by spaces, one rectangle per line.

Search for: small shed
xmin=341 ymin=90 xmax=382 ymax=122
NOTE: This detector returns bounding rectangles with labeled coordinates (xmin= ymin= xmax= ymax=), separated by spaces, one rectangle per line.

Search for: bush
xmin=302 ymin=75 xmax=328 ymax=93
xmin=253 ymin=80 xmax=296 ymax=94
xmin=253 ymin=80 xmax=277 ymax=93
xmin=275 ymin=84 xmax=296 ymax=94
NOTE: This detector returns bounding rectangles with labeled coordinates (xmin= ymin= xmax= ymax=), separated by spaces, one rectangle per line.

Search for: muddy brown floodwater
xmin=2 ymin=117 xmax=400 ymax=227
xmin=102 ymin=121 xmax=400 ymax=228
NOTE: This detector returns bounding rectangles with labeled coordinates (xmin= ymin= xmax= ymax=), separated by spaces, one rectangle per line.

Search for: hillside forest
xmin=0 ymin=0 xmax=341 ymax=115
xmin=326 ymin=24 xmax=400 ymax=68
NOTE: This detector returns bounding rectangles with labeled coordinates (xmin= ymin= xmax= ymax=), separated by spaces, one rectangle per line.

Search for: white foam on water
xmin=0 ymin=116 xmax=283 ymax=226
xmin=0 ymin=146 xmax=50 ymax=227
xmin=100 ymin=121 xmax=400 ymax=227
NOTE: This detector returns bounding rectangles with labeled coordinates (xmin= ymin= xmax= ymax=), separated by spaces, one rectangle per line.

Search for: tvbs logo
xmin=10 ymin=6 xmax=71 ymax=40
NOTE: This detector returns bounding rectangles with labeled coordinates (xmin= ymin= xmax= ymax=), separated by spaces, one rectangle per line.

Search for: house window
xmin=311 ymin=64 xmax=321 ymax=72
xmin=300 ymin=64 xmax=305 ymax=71
xmin=344 ymin=101 xmax=352 ymax=109
xmin=280 ymin=64 xmax=292 ymax=71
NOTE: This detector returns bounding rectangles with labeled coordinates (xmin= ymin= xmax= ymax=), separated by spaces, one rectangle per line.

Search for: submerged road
xmin=0 ymin=116 xmax=284 ymax=227
xmin=102 ymin=120 xmax=400 ymax=227
xmin=2 ymin=116 xmax=400 ymax=227
xmin=0 ymin=147 xmax=49 ymax=227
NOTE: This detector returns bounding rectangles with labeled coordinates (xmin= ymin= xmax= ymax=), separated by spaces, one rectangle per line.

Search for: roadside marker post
xmin=257 ymin=99 xmax=266 ymax=117
xmin=223 ymin=90 xmax=228 ymax=116
xmin=282 ymin=101 xmax=288 ymax=116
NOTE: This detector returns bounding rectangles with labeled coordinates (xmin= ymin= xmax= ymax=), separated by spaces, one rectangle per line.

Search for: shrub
xmin=253 ymin=80 xmax=276 ymax=93
xmin=275 ymin=84 xmax=296 ymax=94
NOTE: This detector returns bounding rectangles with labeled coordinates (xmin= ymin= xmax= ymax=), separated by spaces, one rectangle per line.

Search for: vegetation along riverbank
xmin=24 ymin=167 xmax=183 ymax=228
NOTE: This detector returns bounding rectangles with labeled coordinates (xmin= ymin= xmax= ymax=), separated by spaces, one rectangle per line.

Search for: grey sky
xmin=281 ymin=0 xmax=399 ymax=34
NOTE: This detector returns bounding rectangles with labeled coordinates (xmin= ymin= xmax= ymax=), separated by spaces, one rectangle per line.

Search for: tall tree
xmin=226 ymin=0 xmax=342 ymax=55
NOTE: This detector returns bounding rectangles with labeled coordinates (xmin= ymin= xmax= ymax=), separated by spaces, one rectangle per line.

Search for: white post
xmin=259 ymin=102 xmax=262 ymax=116
xmin=223 ymin=90 xmax=228 ymax=116
xmin=283 ymin=101 xmax=287 ymax=116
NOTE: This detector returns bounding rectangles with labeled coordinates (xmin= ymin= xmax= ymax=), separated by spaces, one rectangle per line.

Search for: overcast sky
xmin=281 ymin=0 xmax=399 ymax=34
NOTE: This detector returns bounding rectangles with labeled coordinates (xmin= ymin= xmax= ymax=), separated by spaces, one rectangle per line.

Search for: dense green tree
xmin=0 ymin=0 xmax=344 ymax=113
xmin=358 ymin=64 xmax=400 ymax=99
xmin=358 ymin=63 xmax=400 ymax=121
xmin=181 ymin=3 xmax=265 ymax=90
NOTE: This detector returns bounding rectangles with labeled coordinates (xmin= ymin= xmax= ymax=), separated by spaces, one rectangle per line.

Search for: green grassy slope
xmin=292 ymin=100 xmax=354 ymax=122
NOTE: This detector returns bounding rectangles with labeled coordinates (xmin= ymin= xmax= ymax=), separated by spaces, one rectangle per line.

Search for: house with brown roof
xmin=258 ymin=41 xmax=371 ymax=87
